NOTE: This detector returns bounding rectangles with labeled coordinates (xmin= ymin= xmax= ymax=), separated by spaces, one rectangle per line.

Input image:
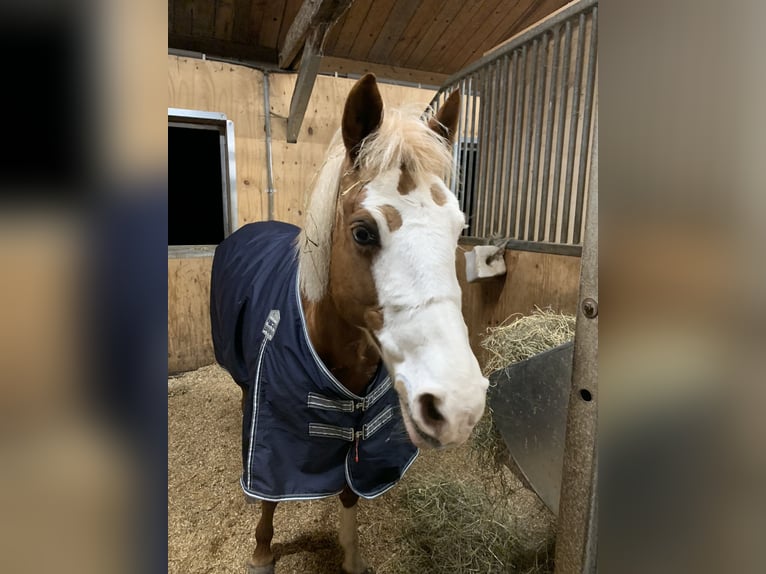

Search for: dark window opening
xmin=168 ymin=125 xmax=226 ymax=246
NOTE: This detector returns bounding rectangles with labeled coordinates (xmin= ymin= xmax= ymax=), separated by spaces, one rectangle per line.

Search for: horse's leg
xmin=338 ymin=485 xmax=370 ymax=574
xmin=247 ymin=500 xmax=278 ymax=574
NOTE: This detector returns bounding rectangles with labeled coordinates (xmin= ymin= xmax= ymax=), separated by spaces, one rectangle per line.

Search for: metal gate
xmin=431 ymin=0 xmax=598 ymax=252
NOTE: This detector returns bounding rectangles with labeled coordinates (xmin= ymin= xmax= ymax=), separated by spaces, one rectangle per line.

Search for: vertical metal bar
xmin=573 ymin=8 xmax=598 ymax=245
xmin=487 ymin=62 xmax=500 ymax=237
xmin=499 ymin=55 xmax=513 ymax=237
xmin=528 ymin=33 xmax=547 ymax=240
xmin=219 ymin=129 xmax=231 ymax=235
xmin=549 ymin=20 xmax=572 ymax=243
xmin=439 ymin=88 xmax=448 ymax=187
xmin=560 ymin=13 xmax=586 ymax=244
xmin=484 ymin=62 xmax=499 ymax=236
xmin=449 ymin=82 xmax=462 ymax=195
xmin=509 ymin=46 xmax=526 ymax=238
xmin=488 ymin=55 xmax=509 ymax=236
xmin=553 ymin=106 xmax=598 ymax=574
xmin=465 ymin=74 xmax=480 ymax=235
xmin=263 ymin=71 xmax=275 ymax=221
xmin=499 ymin=51 xmax=518 ymax=238
xmin=492 ymin=54 xmax=511 ymax=237
xmin=539 ymin=26 xmax=560 ymax=241
xmin=458 ymin=77 xmax=471 ymax=213
xmin=518 ymin=39 xmax=539 ymax=239
xmin=478 ymin=71 xmax=489 ymax=237
xmin=225 ymin=119 xmax=238 ymax=233
xmin=452 ymin=80 xmax=464 ymax=198
xmin=471 ymin=71 xmax=484 ymax=236
xmin=476 ymin=64 xmax=493 ymax=237
xmin=471 ymin=73 xmax=482 ymax=235
xmin=481 ymin=61 xmax=499 ymax=236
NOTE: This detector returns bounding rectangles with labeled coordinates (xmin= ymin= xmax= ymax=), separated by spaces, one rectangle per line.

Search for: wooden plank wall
xmin=167 ymin=55 xmax=436 ymax=227
xmin=167 ymin=55 xmax=582 ymax=373
xmin=168 ymin=257 xmax=215 ymax=372
xmin=457 ymin=245 xmax=581 ymax=364
xmin=168 ymin=56 xmax=266 ymax=225
xmin=167 ymin=245 xmax=581 ymax=374
xmin=167 ymin=55 xmax=435 ymax=372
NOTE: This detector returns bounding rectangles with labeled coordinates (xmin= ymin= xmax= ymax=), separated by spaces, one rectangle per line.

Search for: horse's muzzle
xmin=394 ymin=375 xmax=487 ymax=449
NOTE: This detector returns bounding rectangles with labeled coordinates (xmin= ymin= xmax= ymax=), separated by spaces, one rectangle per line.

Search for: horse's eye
xmin=352 ymin=225 xmax=377 ymax=246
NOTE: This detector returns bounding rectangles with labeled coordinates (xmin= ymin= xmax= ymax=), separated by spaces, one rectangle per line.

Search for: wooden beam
xmin=279 ymin=0 xmax=353 ymax=69
xmin=286 ymin=26 xmax=325 ymax=143
xmin=319 ymin=56 xmax=448 ymax=88
xmin=168 ymin=33 xmax=278 ymax=64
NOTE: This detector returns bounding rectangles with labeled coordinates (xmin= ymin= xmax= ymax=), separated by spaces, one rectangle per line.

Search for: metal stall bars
xmin=430 ymin=0 xmax=597 ymax=254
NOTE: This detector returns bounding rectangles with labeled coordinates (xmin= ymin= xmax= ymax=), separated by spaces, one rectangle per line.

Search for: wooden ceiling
xmin=169 ymin=0 xmax=570 ymax=81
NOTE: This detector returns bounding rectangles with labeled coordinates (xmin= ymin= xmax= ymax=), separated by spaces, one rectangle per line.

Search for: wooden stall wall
xmin=168 ymin=257 xmax=214 ymax=372
xmin=167 ymin=55 xmax=434 ymax=372
xmin=166 ymin=55 xmax=582 ymax=373
xmin=167 ymin=55 xmax=436 ymax=227
xmin=457 ymin=245 xmax=581 ymax=363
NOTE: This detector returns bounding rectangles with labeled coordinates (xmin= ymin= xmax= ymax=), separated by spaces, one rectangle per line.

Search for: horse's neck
xmin=301 ymin=295 xmax=380 ymax=396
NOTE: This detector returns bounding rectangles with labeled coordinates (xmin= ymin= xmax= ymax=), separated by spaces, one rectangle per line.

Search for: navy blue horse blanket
xmin=210 ymin=221 xmax=418 ymax=501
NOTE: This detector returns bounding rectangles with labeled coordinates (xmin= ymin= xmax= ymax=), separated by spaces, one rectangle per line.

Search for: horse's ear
xmin=429 ymin=90 xmax=460 ymax=145
xmin=342 ymin=74 xmax=383 ymax=160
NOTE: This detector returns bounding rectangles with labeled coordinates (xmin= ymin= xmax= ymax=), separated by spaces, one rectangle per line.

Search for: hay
xmin=390 ymin=477 xmax=555 ymax=574
xmin=480 ymin=308 xmax=576 ymax=377
xmin=169 ymin=365 xmax=555 ymax=574
xmin=471 ymin=308 xmax=576 ymax=479
xmin=169 ymin=311 xmax=572 ymax=573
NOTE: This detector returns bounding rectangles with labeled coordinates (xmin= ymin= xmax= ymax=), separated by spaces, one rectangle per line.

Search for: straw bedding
xmin=168 ymin=360 xmax=554 ymax=573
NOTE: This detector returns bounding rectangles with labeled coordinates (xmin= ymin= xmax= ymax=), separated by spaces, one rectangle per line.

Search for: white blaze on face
xmin=363 ymin=167 xmax=489 ymax=448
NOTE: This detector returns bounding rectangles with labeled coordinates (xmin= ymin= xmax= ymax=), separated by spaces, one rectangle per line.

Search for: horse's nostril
xmin=419 ymin=393 xmax=445 ymax=425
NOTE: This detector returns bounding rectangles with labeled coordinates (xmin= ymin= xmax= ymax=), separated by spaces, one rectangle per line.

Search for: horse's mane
xmin=297 ymin=105 xmax=455 ymax=302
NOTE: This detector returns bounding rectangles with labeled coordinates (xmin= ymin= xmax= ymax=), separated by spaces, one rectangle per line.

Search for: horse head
xmin=299 ymin=74 xmax=488 ymax=449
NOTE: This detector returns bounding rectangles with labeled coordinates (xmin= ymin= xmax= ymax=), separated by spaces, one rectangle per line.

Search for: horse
xmin=210 ymin=74 xmax=489 ymax=574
